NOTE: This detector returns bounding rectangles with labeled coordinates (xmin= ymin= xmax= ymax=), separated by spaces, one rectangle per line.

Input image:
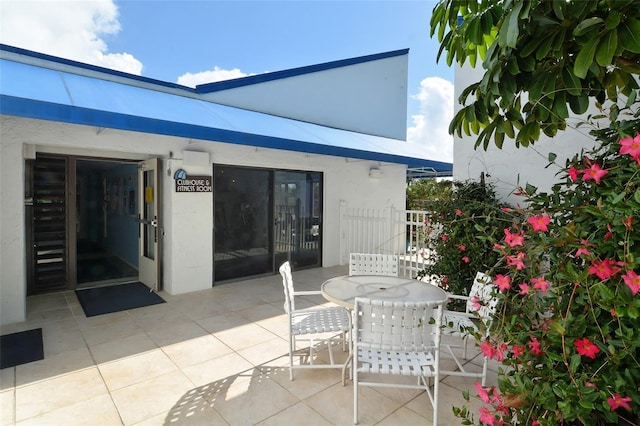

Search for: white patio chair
xmin=349 ymin=253 xmax=399 ymax=277
xmin=352 ymin=297 xmax=444 ymax=425
xmin=279 ymin=261 xmax=351 ymax=380
xmin=441 ymin=271 xmax=498 ymax=386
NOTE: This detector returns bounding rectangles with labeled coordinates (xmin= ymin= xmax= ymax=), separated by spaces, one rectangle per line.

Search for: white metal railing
xmin=339 ymin=206 xmax=433 ymax=278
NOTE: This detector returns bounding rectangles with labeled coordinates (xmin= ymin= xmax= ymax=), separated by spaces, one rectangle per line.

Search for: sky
xmin=0 ymin=0 xmax=455 ymax=162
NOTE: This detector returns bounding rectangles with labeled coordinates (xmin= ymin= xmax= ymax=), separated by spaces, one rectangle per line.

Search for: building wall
xmin=200 ymin=54 xmax=409 ymax=141
xmin=453 ymin=63 xmax=601 ymax=204
xmin=0 ymin=115 xmax=406 ymax=325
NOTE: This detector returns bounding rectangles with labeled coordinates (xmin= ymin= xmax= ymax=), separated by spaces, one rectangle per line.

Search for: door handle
xmin=136 ymin=216 xmax=157 ymax=227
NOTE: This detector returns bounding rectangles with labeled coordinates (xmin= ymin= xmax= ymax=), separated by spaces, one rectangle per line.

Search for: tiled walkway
xmin=1 ymin=266 xmax=496 ymax=425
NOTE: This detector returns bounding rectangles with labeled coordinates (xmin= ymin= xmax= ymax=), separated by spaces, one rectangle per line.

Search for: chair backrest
xmin=353 ymin=297 xmax=443 ymax=352
xmin=467 ymin=272 xmax=499 ymax=321
xmin=279 ymin=261 xmax=295 ymax=313
xmin=349 ymin=253 xmax=399 ymax=277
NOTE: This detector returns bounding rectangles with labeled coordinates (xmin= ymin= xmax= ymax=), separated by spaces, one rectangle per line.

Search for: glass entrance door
xmin=274 ymin=171 xmax=322 ymax=269
xmin=213 ymin=165 xmax=322 ymax=282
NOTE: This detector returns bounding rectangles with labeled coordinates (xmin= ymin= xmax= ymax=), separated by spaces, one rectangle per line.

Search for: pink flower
xmin=604 ymin=223 xmax=614 ymax=240
xmin=527 ymin=214 xmax=550 ymax=232
xmin=619 ymin=134 xmax=640 ymax=157
xmin=455 ymin=209 xmax=463 ymax=216
xmin=458 ymin=244 xmax=466 ymax=251
xmin=622 ymin=270 xmax=640 ymax=295
xmin=608 ymin=394 xmax=633 ymax=411
xmin=528 ymin=336 xmax=543 ymax=356
xmin=475 ymin=382 xmax=490 ymax=403
xmin=462 ymin=256 xmax=470 ymax=264
xmin=518 ymin=283 xmax=530 ymax=295
xmin=588 ymin=259 xmax=621 ymax=280
xmin=495 ymin=343 xmax=507 ymax=362
xmin=581 ymin=163 xmax=609 ymax=184
xmin=504 ymin=228 xmax=524 ymax=247
xmin=567 ymin=165 xmax=581 ymax=181
xmin=532 ymin=421 xmax=540 ymax=426
xmin=480 ymin=341 xmax=496 ymax=358
xmin=470 ymin=296 xmax=482 ymax=311
xmin=531 ymin=277 xmax=551 ymax=293
xmin=506 ymin=251 xmax=526 ymax=270
xmin=511 ymin=345 xmax=524 ymax=358
xmin=574 ymin=337 xmax=600 ymax=359
xmin=494 ymin=274 xmax=511 ymax=292
xmin=622 ymin=216 xmax=633 ymax=230
xmin=575 ymin=239 xmax=592 ymax=257
xmin=479 ymin=406 xmax=497 ymax=425
xmin=441 ymin=234 xmax=448 ymax=242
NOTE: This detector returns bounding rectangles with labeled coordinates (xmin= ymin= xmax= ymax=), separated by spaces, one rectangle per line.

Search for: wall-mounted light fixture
xmin=369 ymin=167 xmax=383 ymax=178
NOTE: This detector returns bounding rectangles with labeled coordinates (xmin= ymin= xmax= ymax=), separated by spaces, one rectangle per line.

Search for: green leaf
xmin=552 ymin=91 xmax=569 ymax=120
xmin=595 ymin=30 xmax=617 ymax=66
xmin=579 ymin=399 xmax=595 ymax=410
xmin=548 ymin=152 xmax=557 ymax=162
xmin=521 ymin=36 xmax=544 ymax=58
xmin=573 ymin=17 xmax=603 ymax=37
xmin=467 ymin=16 xmax=483 ymax=45
xmin=562 ymin=68 xmax=582 ymax=96
xmin=536 ymin=33 xmax=556 ymax=60
xmin=569 ymin=353 xmax=581 ymax=373
xmin=504 ymin=118 xmax=515 ymax=138
xmin=619 ymin=18 xmax=640 ymax=53
xmin=480 ymin=11 xmax=494 ymax=34
xmin=495 ymin=129 xmax=505 ymax=148
xmin=529 ymin=74 xmax=546 ymax=100
xmin=634 ymin=189 xmax=640 ymax=204
xmin=464 ymin=105 xmax=476 ymax=123
xmin=498 ymin=1 xmax=523 ymax=48
xmin=568 ymin=93 xmax=590 ymax=114
xmin=552 ymin=0 xmax=564 ymax=20
xmin=604 ymin=10 xmax=621 ymax=30
xmin=574 ymin=36 xmax=599 ymax=78
xmin=612 ymin=191 xmax=626 ymax=204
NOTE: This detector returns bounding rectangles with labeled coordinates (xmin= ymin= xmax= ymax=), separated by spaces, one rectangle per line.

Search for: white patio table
xmin=321 ymin=275 xmax=448 ymax=309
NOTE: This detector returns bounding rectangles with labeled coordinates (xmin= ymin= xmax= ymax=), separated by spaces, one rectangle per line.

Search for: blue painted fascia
xmin=195 ymin=48 xmax=410 ymax=93
xmin=1 ymin=94 xmax=451 ymax=172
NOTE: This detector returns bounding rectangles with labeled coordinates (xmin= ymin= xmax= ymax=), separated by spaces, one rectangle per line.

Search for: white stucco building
xmin=0 ymin=44 xmax=451 ymax=325
xmin=453 ymin=62 xmax=601 ymax=203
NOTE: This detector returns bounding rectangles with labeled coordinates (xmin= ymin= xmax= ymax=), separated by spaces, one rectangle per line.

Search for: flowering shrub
xmin=454 ymin=121 xmax=640 ymax=425
xmin=419 ymin=180 xmax=511 ymax=303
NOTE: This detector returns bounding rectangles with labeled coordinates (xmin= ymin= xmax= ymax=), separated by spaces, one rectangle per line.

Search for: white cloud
xmin=177 ymin=67 xmax=257 ymax=88
xmin=407 ymin=76 xmax=454 ymax=162
xmin=0 ymin=0 xmax=142 ymax=75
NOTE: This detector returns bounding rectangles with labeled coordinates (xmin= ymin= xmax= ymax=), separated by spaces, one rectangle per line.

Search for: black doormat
xmin=75 ymin=282 xmax=165 ymax=317
xmin=1 ymin=328 xmax=44 ymax=369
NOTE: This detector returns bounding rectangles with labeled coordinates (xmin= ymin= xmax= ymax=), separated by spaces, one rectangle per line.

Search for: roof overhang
xmin=0 ymin=45 xmax=453 ymax=176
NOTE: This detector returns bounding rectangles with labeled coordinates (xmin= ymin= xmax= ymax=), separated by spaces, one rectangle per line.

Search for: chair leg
xmin=353 ymin=358 xmax=358 ymax=425
xmin=289 ymin=335 xmax=295 ymax=381
xmin=433 ymin=374 xmax=439 ymax=425
xmin=481 ymin=355 xmax=489 ymax=386
xmin=463 ymin=335 xmax=469 ymax=359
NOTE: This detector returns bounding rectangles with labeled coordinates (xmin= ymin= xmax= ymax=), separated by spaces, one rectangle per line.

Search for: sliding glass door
xmin=213 ymin=165 xmax=322 ymax=282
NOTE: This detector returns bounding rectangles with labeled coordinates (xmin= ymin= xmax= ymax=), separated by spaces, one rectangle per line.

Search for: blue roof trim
xmin=196 ymin=48 xmax=410 ymax=93
xmin=1 ymin=94 xmax=451 ymax=171
xmin=0 ymin=44 xmax=196 ymax=93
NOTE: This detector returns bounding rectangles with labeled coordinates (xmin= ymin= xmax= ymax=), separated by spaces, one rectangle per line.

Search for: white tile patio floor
xmin=1 ymin=265 xmax=498 ymax=425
